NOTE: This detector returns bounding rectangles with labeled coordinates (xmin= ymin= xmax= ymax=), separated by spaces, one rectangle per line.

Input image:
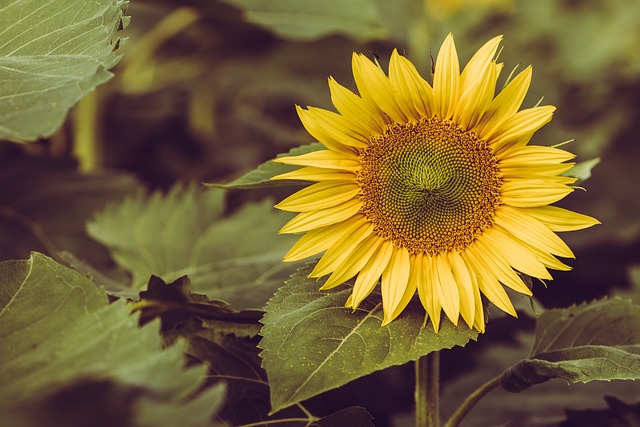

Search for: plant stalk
xmin=415 ymin=351 xmax=440 ymax=427
xmin=443 ymin=375 xmax=501 ymax=427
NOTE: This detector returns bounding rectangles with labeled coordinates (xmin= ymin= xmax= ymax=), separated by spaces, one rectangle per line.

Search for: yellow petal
xmin=328 ymin=76 xmax=385 ymax=134
xmin=282 ymin=215 xmax=366 ymax=262
xmin=388 ymin=49 xmax=434 ymax=121
xmin=501 ymin=180 xmax=573 ymax=208
xmin=478 ymin=66 xmax=532 ymax=138
xmin=418 ymin=254 xmax=442 ymax=332
xmin=433 ymin=253 xmax=460 ymax=325
xmin=349 ymin=240 xmax=394 ymax=309
xmin=480 ymin=227 xmax=551 ymax=283
xmin=381 ymin=248 xmax=412 ymax=325
xmin=274 ymin=150 xmax=361 ymax=171
xmin=275 ymin=181 xmax=360 ymax=212
xmin=494 ymin=206 xmax=575 ymax=258
xmin=272 ymin=166 xmax=355 ymax=182
xmin=305 ymin=106 xmax=370 ymax=148
xmin=321 ymin=235 xmax=383 ymax=289
xmin=352 ymin=53 xmax=408 ymax=123
xmin=312 ymin=221 xmax=374 ymax=279
xmin=297 ymin=106 xmax=358 ymax=154
xmin=459 ymin=35 xmax=503 ymax=93
xmin=448 ymin=251 xmax=476 ymax=328
xmin=525 ymin=244 xmax=572 ymax=271
xmin=433 ymin=33 xmax=461 ymax=120
xmin=463 ymin=244 xmax=517 ymax=317
xmin=498 ymin=145 xmax=576 ymax=165
xmin=454 ymin=60 xmax=500 ymax=129
xmin=500 ymin=163 xmax=575 ymax=179
xmin=487 ymin=105 xmax=556 ymax=152
xmin=279 ymin=198 xmax=362 ymax=233
xmin=524 ymin=206 xmax=600 ymax=232
xmin=471 ymin=271 xmax=486 ymax=333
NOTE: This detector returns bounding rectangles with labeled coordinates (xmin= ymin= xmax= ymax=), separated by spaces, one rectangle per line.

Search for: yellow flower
xmin=272 ymin=34 xmax=599 ymax=332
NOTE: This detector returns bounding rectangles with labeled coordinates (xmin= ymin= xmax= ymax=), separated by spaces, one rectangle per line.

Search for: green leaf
xmin=501 ymin=298 xmax=640 ymax=392
xmin=259 ymin=265 xmax=478 ymax=413
xmin=0 ymin=0 xmax=128 ymax=142
xmin=0 ymin=156 xmax=139 ymax=270
xmin=562 ymin=157 xmax=601 ymax=182
xmin=0 ymin=252 xmax=220 ymax=424
xmin=210 ymin=142 xmax=325 ymax=190
xmin=134 ymin=383 xmax=227 ymax=427
xmin=87 ymin=184 xmax=300 ymax=309
xmin=219 ymin=0 xmax=388 ymax=42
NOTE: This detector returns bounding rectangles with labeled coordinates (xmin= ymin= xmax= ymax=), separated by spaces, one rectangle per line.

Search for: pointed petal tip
xmin=431 ymin=318 xmax=441 ymax=333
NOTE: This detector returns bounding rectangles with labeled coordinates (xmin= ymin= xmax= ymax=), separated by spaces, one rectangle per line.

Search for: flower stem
xmin=443 ymin=375 xmax=501 ymax=427
xmin=415 ymin=351 xmax=440 ymax=427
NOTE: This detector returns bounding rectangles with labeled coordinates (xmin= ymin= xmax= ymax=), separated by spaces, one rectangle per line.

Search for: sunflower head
xmin=273 ymin=34 xmax=599 ymax=332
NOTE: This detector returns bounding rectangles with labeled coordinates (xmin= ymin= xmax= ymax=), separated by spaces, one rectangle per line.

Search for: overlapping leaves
xmin=0 ymin=252 xmax=222 ymax=426
xmin=87 ymin=185 xmax=299 ymax=309
xmin=0 ymin=0 xmax=128 ymax=141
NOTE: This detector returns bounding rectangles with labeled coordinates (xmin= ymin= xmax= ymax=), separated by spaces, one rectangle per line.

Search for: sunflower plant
xmin=3 ymin=1 xmax=640 ymax=426
xmin=224 ymin=34 xmax=640 ymax=427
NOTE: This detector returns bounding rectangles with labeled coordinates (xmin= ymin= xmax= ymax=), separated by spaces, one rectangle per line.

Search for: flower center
xmin=356 ymin=117 xmax=502 ymax=256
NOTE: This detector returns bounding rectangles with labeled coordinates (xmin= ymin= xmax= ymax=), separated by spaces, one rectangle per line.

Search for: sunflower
xmin=272 ymin=34 xmax=599 ymax=332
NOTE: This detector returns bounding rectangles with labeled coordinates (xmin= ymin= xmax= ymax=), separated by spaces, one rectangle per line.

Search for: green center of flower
xmin=357 ymin=117 xmax=502 ymax=256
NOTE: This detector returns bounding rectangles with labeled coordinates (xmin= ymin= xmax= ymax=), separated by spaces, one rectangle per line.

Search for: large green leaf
xmin=0 ymin=252 xmax=222 ymax=426
xmin=501 ymin=298 xmax=640 ymax=392
xmin=259 ymin=265 xmax=478 ymax=413
xmin=219 ymin=0 xmax=388 ymax=42
xmin=86 ymin=184 xmax=300 ymax=309
xmin=210 ymin=142 xmax=325 ymax=190
xmin=0 ymin=0 xmax=128 ymax=142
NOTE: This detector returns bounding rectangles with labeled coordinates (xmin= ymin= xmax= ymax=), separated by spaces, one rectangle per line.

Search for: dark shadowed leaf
xmin=219 ymin=0 xmax=388 ymax=42
xmin=87 ymin=184 xmax=300 ymax=309
xmin=501 ymin=298 xmax=640 ymax=392
xmin=0 ymin=156 xmax=139 ymax=269
xmin=0 ymin=252 xmax=222 ymax=426
xmin=210 ymin=142 xmax=325 ymax=189
xmin=312 ymin=406 xmax=375 ymax=427
xmin=164 ymin=318 xmax=271 ymax=426
xmin=0 ymin=0 xmax=128 ymax=141
xmin=562 ymin=395 xmax=640 ymax=427
xmin=134 ymin=275 xmax=262 ymax=337
xmin=259 ymin=265 xmax=478 ymax=413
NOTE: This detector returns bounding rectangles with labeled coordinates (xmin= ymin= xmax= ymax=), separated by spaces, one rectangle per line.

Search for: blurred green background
xmin=2 ymin=0 xmax=640 ymax=425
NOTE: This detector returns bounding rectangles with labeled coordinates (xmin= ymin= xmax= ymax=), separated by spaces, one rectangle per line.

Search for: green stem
xmin=415 ymin=351 xmax=440 ymax=427
xmin=73 ymin=89 xmax=100 ymax=172
xmin=443 ymin=375 xmax=501 ymax=427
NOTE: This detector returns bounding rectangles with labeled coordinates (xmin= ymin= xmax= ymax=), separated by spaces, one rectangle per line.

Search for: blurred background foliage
xmin=2 ymin=0 xmax=640 ymax=425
